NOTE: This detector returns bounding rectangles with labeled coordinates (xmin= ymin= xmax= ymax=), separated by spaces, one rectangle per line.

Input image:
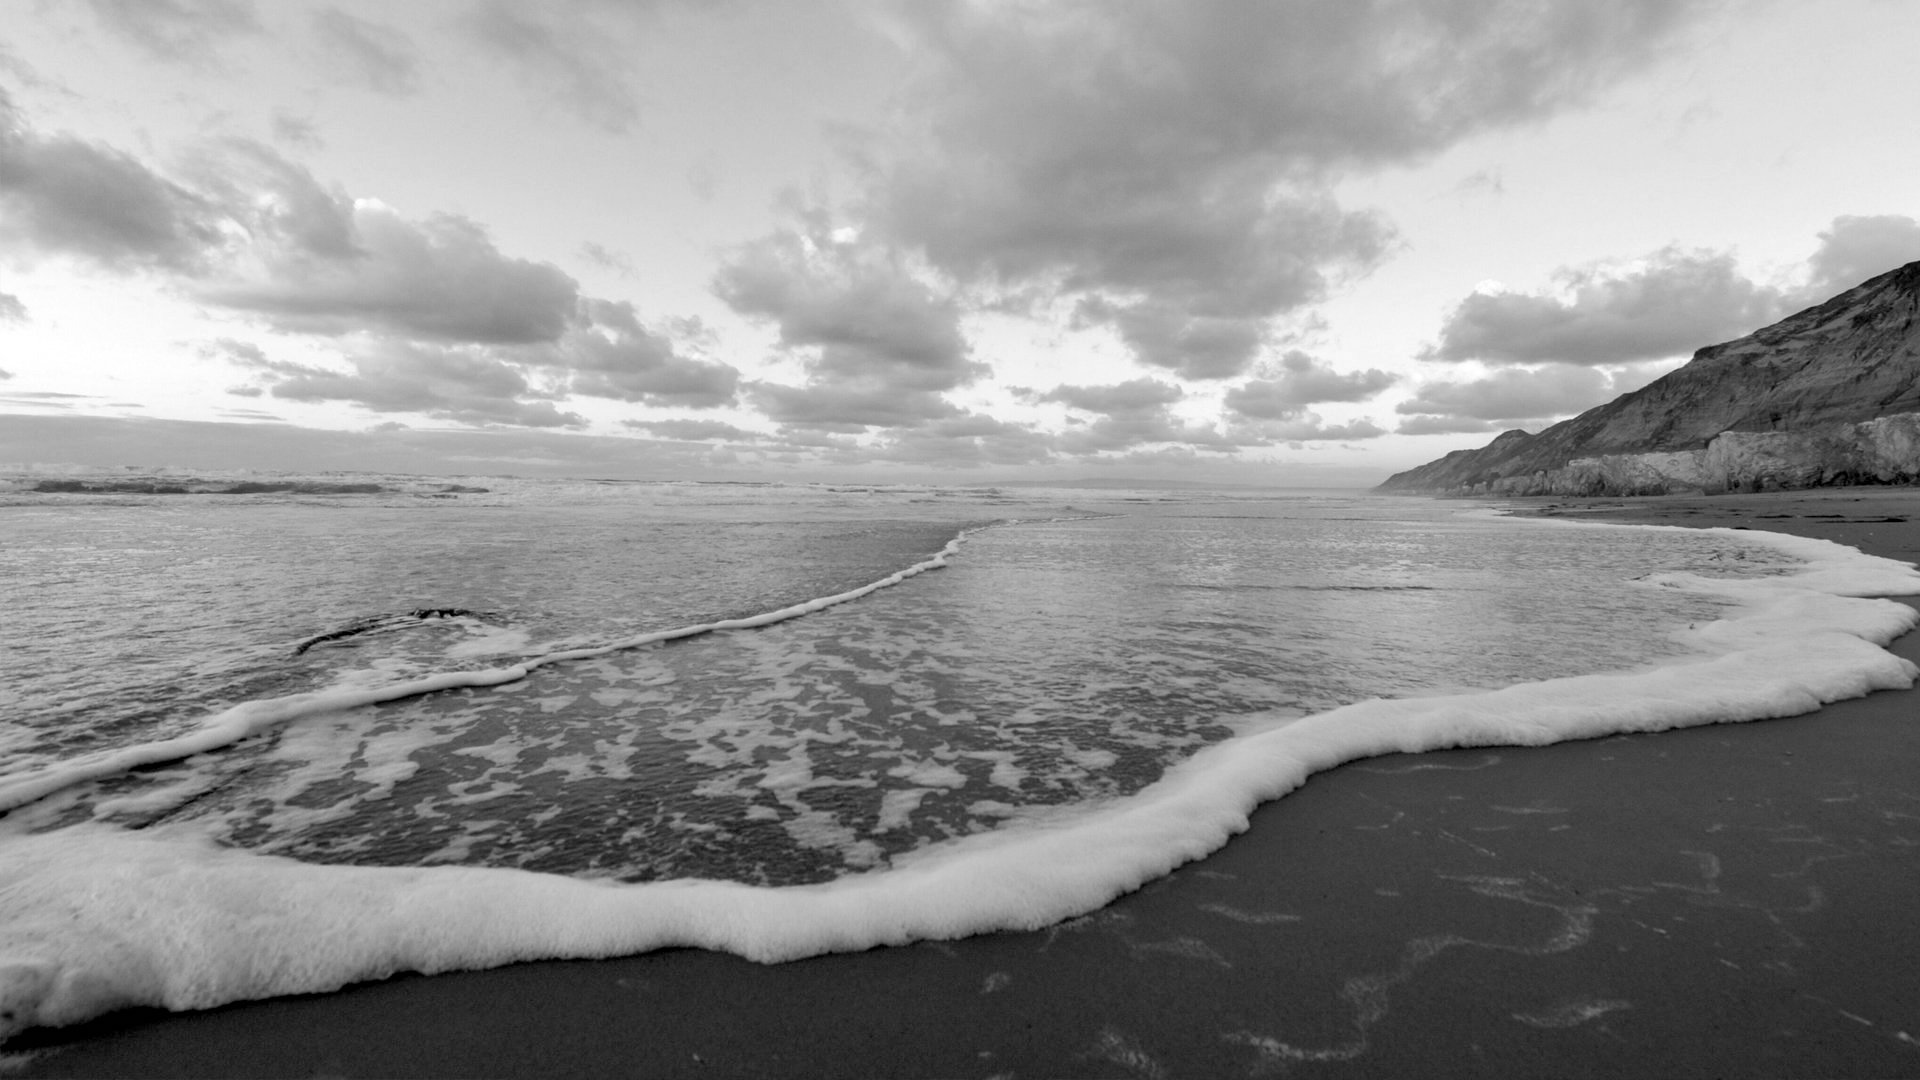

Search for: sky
xmin=2 ymin=0 xmax=1919 ymax=485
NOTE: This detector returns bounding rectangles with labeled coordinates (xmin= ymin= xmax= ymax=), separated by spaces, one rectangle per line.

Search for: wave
xmin=1 ymin=522 xmax=1917 ymax=1040
xmin=24 ymin=478 xmax=489 ymax=496
xmin=0 ymin=522 xmax=992 ymax=816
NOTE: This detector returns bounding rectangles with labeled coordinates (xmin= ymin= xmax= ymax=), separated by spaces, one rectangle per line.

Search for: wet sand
xmin=10 ymin=488 xmax=1920 ymax=1078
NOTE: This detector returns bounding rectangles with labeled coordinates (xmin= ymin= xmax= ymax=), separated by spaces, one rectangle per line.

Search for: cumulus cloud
xmin=1394 ymin=365 xmax=1644 ymax=432
xmin=858 ymin=0 xmax=1719 ymax=377
xmin=1397 ymin=216 xmax=1920 ymax=437
xmin=87 ymin=0 xmax=258 ymax=67
xmin=184 ymin=138 xmax=360 ymax=260
xmin=0 ymin=291 xmax=24 ymax=322
xmin=0 ymin=92 xmax=221 ymax=271
xmin=462 ymin=1 xmax=640 ymax=133
xmin=1421 ymin=216 xmax=1920 ymax=373
xmin=1803 ymin=214 xmax=1920 ymax=297
xmin=1229 ymin=414 xmax=1387 ymax=443
xmin=551 ymin=299 xmax=739 ymax=408
xmin=1224 ymin=351 xmax=1396 ymax=419
xmin=3 ymin=93 xmax=750 ymax=431
xmin=311 ymin=8 xmax=420 ymax=96
xmin=1039 ymin=377 xmax=1182 ymax=414
xmin=258 ymin=340 xmax=585 ymax=429
xmin=203 ymin=199 xmax=580 ymax=344
xmin=184 ymin=143 xmax=740 ymax=408
xmin=717 ymin=222 xmax=977 ymax=391
xmin=1039 ymin=378 xmax=1235 ymax=453
xmin=718 ymin=214 xmax=981 ymax=430
xmin=1073 ymin=297 xmax=1281 ymax=381
xmin=870 ymin=413 xmax=1056 ymax=467
xmin=1423 ymin=247 xmax=1785 ymax=366
xmin=1395 ymin=413 xmax=1513 ymax=437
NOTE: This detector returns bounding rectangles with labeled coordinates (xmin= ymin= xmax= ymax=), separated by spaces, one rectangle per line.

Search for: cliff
xmin=1377 ymin=260 xmax=1920 ymax=496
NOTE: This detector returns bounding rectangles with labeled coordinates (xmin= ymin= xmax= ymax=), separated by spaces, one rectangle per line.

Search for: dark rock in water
xmin=292 ymin=608 xmax=497 ymax=655
xmin=1378 ymin=260 xmax=1920 ymax=496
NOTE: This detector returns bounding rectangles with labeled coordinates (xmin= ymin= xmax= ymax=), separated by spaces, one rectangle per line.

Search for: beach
xmin=9 ymin=488 xmax=1920 ymax=1079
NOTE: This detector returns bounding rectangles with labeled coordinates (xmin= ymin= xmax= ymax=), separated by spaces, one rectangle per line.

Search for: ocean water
xmin=2 ymin=474 xmax=1918 ymax=1036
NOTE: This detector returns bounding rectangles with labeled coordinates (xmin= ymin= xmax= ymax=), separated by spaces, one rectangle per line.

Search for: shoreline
xmin=11 ymin=487 xmax=1920 ymax=1078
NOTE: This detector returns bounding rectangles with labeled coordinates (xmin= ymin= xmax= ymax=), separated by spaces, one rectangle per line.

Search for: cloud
xmin=270 ymin=111 xmax=322 ymax=149
xmin=718 ymin=214 xmax=981 ymax=430
xmin=856 ymin=0 xmax=1719 ymax=376
xmin=747 ymin=382 xmax=960 ymax=432
xmin=0 ymin=390 xmax=100 ymax=409
xmin=1396 ymin=216 xmax=1920 ymax=437
xmin=1394 ymin=365 xmax=1641 ymax=431
xmin=0 ymin=414 xmax=779 ymax=480
xmin=1423 ymin=247 xmax=1787 ymax=366
xmin=550 ymin=299 xmax=739 ymax=408
xmin=1 ymin=93 xmax=756 ymax=431
xmin=0 ymin=92 xmax=221 ymax=271
xmin=1039 ymin=378 xmax=1236 ymax=453
xmin=870 ymin=413 xmax=1056 ymax=467
xmin=258 ymin=340 xmax=586 ymax=429
xmin=462 ymin=1 xmax=640 ymax=133
xmin=198 ymin=337 xmax=278 ymax=369
xmin=1229 ymin=414 xmax=1388 ymax=443
xmin=202 ymin=198 xmax=580 ymax=344
xmin=1224 ymin=351 xmax=1396 ymax=419
xmin=1804 ymin=214 xmax=1920 ymax=297
xmin=1039 ymin=377 xmax=1183 ymax=414
xmin=0 ymin=291 xmax=24 ymax=322
xmin=311 ymin=8 xmax=420 ymax=96
xmin=87 ymin=0 xmax=258 ymax=67
xmin=717 ymin=222 xmax=979 ymax=392
xmin=1073 ymin=297 xmax=1280 ymax=381
xmin=579 ymin=241 xmax=635 ymax=277
xmin=622 ymin=418 xmax=763 ymax=441
xmin=1395 ymin=413 xmax=1512 ymax=436
xmin=183 ymin=138 xmax=359 ymax=260
xmin=1419 ymin=216 xmax=1920 ymax=373
xmin=1454 ymin=170 xmax=1506 ymax=198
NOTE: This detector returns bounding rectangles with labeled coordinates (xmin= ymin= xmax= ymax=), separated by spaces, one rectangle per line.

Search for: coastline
xmin=10 ymin=487 xmax=1920 ymax=1078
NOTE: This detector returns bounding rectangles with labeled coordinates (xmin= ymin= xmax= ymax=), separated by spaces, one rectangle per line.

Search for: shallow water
xmin=0 ymin=477 xmax=1794 ymax=884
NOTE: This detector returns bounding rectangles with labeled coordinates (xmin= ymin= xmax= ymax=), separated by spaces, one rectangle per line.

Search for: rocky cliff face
xmin=1377 ymin=260 xmax=1920 ymax=496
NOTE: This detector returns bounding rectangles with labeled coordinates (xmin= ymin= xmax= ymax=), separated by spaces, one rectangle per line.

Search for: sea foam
xmin=1 ymin=522 xmax=1917 ymax=1040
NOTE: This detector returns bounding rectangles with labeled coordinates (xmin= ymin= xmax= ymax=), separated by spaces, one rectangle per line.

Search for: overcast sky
xmin=3 ymin=0 xmax=1918 ymax=484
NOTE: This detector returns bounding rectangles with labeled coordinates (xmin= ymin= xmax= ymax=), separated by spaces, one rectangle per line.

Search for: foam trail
xmin=0 ymin=524 xmax=992 ymax=814
xmin=2 ymin=522 xmax=1918 ymax=1040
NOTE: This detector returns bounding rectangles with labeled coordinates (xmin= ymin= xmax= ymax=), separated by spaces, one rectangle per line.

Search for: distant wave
xmin=27 ymin=479 xmax=488 ymax=496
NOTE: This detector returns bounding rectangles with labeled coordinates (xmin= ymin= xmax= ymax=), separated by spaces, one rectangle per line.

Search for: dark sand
xmin=10 ymin=489 xmax=1920 ymax=1078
